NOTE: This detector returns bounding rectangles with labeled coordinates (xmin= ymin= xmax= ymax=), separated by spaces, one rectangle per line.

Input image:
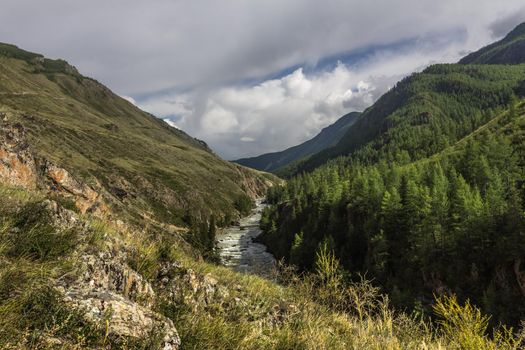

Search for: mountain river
xmin=216 ymin=199 xmax=276 ymax=276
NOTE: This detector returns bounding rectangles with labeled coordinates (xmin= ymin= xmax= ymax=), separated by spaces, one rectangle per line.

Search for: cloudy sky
xmin=2 ymin=1 xmax=525 ymax=159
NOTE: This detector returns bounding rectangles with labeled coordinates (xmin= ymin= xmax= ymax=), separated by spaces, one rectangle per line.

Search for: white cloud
xmin=201 ymin=105 xmax=239 ymax=133
xmin=163 ymin=118 xmax=179 ymax=129
xmin=121 ymin=95 xmax=137 ymax=105
xmin=2 ymin=1 xmax=525 ymax=95
xmin=2 ymin=1 xmax=525 ymax=159
xmin=139 ymin=38 xmax=478 ymax=159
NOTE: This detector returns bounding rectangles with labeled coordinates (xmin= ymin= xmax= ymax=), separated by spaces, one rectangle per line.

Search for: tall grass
xmin=158 ymin=248 xmax=524 ymax=350
xmin=0 ymin=185 xmax=112 ymax=348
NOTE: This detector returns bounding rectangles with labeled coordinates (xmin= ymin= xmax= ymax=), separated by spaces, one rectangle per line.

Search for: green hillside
xmin=260 ymin=22 xmax=525 ymax=328
xmin=292 ymin=63 xmax=525 ymax=173
xmin=0 ymin=43 xmax=276 ymax=228
xmin=459 ymin=22 xmax=525 ymax=64
xmin=235 ymin=112 xmax=360 ymax=173
xmin=263 ymin=96 xmax=525 ymax=326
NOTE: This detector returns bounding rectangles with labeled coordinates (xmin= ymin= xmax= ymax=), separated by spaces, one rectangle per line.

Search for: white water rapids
xmin=216 ymin=199 xmax=276 ymax=276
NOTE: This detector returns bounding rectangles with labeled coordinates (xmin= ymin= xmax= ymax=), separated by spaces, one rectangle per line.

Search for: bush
xmin=127 ymin=240 xmax=160 ymax=280
xmin=234 ymin=195 xmax=253 ymax=216
xmin=434 ymin=295 xmax=522 ymax=350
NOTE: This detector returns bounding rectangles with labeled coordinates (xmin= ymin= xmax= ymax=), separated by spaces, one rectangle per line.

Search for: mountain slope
xmin=0 ymin=43 xmax=276 ymax=227
xmin=260 ymin=22 xmax=525 ymax=328
xmin=262 ymin=97 xmax=525 ymax=327
xmin=459 ymin=22 xmax=525 ymax=64
xmin=293 ymin=63 xmax=525 ymax=174
xmin=289 ymin=22 xmax=525 ymax=175
xmin=235 ymin=112 xmax=360 ymax=173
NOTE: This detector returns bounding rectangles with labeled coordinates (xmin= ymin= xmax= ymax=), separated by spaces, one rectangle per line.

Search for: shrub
xmin=234 ymin=195 xmax=253 ymax=216
xmin=127 ymin=240 xmax=160 ymax=280
xmin=434 ymin=295 xmax=522 ymax=350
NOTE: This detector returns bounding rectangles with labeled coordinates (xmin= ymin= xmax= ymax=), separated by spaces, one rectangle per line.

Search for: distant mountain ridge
xmin=234 ymin=112 xmax=360 ymax=172
xmin=459 ymin=22 xmax=525 ymax=64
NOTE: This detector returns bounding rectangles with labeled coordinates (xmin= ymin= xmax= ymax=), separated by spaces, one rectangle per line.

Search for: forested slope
xmin=293 ymin=63 xmax=525 ymax=173
xmin=262 ymin=100 xmax=525 ymax=325
xmin=459 ymin=22 xmax=525 ymax=64
xmin=261 ymin=22 xmax=525 ymax=327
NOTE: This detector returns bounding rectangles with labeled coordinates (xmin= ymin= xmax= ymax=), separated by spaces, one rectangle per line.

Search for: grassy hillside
xmin=235 ymin=112 xmax=360 ymax=173
xmin=0 ymin=43 xmax=276 ymax=228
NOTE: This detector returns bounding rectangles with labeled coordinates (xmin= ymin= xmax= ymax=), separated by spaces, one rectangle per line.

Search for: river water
xmin=216 ymin=199 xmax=276 ymax=276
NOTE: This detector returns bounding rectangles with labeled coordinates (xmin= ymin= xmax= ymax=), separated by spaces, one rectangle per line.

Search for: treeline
xmin=261 ymin=103 xmax=525 ymax=326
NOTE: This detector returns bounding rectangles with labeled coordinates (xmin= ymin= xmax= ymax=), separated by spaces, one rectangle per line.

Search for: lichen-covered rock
xmin=77 ymin=252 xmax=156 ymax=305
xmin=40 ymin=199 xmax=83 ymax=229
xmin=0 ymin=121 xmax=108 ymax=216
xmin=36 ymin=204 xmax=181 ymax=349
xmin=43 ymin=162 xmax=108 ymax=215
xmin=60 ymin=250 xmax=179 ymax=349
xmin=157 ymin=262 xmax=230 ymax=312
xmin=0 ymin=122 xmax=38 ymax=189
xmin=64 ymin=289 xmax=180 ymax=349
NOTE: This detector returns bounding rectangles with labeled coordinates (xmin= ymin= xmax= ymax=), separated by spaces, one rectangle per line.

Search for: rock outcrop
xmin=0 ymin=120 xmax=108 ymax=216
xmin=157 ymin=262 xmax=230 ymax=312
xmin=71 ymin=248 xmax=181 ymax=348
xmin=0 ymin=122 xmax=38 ymax=189
xmin=235 ymin=164 xmax=276 ymax=199
xmin=43 ymin=161 xmax=108 ymax=216
xmin=39 ymin=200 xmax=181 ymax=349
xmin=75 ymin=252 xmax=156 ymax=306
xmin=63 ymin=289 xmax=180 ymax=350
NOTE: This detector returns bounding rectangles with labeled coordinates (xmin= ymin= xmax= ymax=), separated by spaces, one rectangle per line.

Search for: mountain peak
xmin=459 ymin=21 xmax=525 ymax=64
xmin=505 ymin=21 xmax=525 ymax=40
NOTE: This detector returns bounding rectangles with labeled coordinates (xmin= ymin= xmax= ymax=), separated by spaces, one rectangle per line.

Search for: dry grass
xmin=159 ymin=250 xmax=524 ymax=350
